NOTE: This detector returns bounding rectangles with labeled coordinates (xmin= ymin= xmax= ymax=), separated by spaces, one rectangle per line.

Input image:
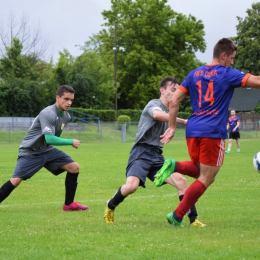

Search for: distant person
xmin=0 ymin=85 xmax=89 ymax=212
xmin=226 ymin=110 xmax=240 ymax=154
xmin=154 ymin=38 xmax=260 ymax=227
xmin=104 ymin=77 xmax=206 ymax=227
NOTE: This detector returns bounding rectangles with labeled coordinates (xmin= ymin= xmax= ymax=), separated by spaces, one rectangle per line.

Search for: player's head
xmin=56 ymin=85 xmax=75 ymax=97
xmin=56 ymin=85 xmax=75 ymax=111
xmin=230 ymin=110 xmax=236 ymax=116
xmin=159 ymin=76 xmax=180 ymax=105
xmin=213 ymin=38 xmax=237 ymax=67
xmin=160 ymin=76 xmax=180 ymax=92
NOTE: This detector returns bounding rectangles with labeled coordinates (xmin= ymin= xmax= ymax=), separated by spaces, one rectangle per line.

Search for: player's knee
xmin=126 ymin=183 xmax=138 ymax=194
xmin=67 ymin=162 xmax=80 ymax=173
xmin=10 ymin=178 xmax=22 ymax=187
xmin=177 ymin=176 xmax=188 ymax=190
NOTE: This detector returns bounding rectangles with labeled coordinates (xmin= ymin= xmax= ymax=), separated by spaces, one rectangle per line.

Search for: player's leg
xmin=107 ymin=175 xmax=140 ymax=210
xmin=236 ymin=133 xmax=240 ymax=153
xmin=169 ymin=138 xmax=224 ymax=227
xmin=226 ymin=135 xmax=233 ymax=154
xmin=173 ymin=164 xmax=219 ymax=223
xmin=104 ymin=144 xmax=152 ymax=224
xmin=0 ymin=178 xmax=21 ymax=203
xmin=165 ymin=173 xmax=206 ymax=227
xmin=0 ymin=154 xmax=43 ymax=204
xmin=44 ymin=148 xmax=88 ymax=211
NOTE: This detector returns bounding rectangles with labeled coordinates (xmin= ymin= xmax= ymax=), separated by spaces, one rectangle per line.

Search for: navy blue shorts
xmin=126 ymin=143 xmax=165 ymax=187
xmin=12 ymin=148 xmax=74 ymax=180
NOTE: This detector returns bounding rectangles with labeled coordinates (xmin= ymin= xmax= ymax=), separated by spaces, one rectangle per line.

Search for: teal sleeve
xmin=45 ymin=135 xmax=73 ymax=146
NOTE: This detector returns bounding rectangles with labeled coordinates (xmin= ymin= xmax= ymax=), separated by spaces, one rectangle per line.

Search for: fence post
xmin=121 ymin=123 xmax=127 ymax=142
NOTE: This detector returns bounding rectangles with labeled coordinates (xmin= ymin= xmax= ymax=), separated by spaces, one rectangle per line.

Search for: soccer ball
xmin=253 ymin=152 xmax=260 ymax=172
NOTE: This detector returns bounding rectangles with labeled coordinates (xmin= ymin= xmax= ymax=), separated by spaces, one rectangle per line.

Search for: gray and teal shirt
xmin=19 ymin=104 xmax=71 ymax=155
xmin=134 ymin=99 xmax=168 ymax=148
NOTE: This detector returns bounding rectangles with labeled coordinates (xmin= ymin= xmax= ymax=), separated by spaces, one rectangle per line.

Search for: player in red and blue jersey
xmin=154 ymin=38 xmax=260 ymax=227
xmin=226 ymin=110 xmax=241 ymax=154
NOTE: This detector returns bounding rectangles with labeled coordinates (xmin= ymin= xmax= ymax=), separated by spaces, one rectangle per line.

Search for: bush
xmin=117 ymin=115 xmax=131 ymax=130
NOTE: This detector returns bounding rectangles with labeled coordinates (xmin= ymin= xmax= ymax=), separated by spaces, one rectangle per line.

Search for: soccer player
xmin=154 ymin=38 xmax=260 ymax=227
xmin=0 ymin=85 xmax=89 ymax=211
xmin=104 ymin=76 xmax=206 ymax=227
xmin=225 ymin=110 xmax=241 ymax=154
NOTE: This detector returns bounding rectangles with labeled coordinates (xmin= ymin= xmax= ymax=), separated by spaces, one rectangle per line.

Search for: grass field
xmin=0 ymin=139 xmax=260 ymax=260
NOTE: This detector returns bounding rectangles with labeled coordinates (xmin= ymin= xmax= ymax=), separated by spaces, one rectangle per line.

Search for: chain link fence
xmin=0 ymin=118 xmax=260 ymax=144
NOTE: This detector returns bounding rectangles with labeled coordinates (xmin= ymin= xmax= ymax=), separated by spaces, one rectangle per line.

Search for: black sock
xmin=0 ymin=180 xmax=16 ymax=203
xmin=107 ymin=187 xmax=125 ymax=210
xmin=179 ymin=194 xmax=198 ymax=224
xmin=65 ymin=172 xmax=79 ymax=206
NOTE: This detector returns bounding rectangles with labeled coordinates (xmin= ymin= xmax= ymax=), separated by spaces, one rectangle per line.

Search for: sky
xmin=0 ymin=0 xmax=258 ymax=63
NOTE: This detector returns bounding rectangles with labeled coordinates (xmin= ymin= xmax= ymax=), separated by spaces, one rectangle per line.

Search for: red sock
xmin=176 ymin=161 xmax=199 ymax=178
xmin=174 ymin=180 xmax=206 ymax=220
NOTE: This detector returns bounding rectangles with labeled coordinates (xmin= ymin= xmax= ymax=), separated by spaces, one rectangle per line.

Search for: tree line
xmin=0 ymin=0 xmax=258 ymax=117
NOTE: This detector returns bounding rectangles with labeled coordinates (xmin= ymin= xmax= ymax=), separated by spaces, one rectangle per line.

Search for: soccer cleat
xmin=225 ymin=151 xmax=230 ymax=154
xmin=63 ymin=202 xmax=89 ymax=211
xmin=154 ymin=158 xmax=176 ymax=187
xmin=104 ymin=206 xmax=114 ymax=224
xmin=166 ymin=212 xmax=183 ymax=227
xmin=190 ymin=219 xmax=207 ymax=228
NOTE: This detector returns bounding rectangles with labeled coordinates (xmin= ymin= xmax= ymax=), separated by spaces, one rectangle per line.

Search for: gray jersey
xmin=19 ymin=104 xmax=71 ymax=155
xmin=134 ymin=99 xmax=168 ymax=148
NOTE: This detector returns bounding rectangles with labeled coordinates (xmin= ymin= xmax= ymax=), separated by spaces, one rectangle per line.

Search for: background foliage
xmin=0 ymin=1 xmax=259 ymax=117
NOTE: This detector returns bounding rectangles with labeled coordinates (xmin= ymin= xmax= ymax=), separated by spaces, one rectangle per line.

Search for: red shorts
xmin=186 ymin=137 xmax=225 ymax=166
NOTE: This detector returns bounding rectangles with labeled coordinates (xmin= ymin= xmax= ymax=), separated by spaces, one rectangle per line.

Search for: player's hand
xmin=72 ymin=139 xmax=80 ymax=149
xmin=160 ymin=128 xmax=175 ymax=143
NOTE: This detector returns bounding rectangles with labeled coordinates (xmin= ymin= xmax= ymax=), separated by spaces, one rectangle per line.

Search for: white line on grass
xmin=0 ymin=193 xmax=177 ymax=207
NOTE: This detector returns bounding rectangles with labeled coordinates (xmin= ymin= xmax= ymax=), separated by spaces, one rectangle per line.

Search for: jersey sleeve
xmin=146 ymin=100 xmax=163 ymax=117
xmin=227 ymin=69 xmax=251 ymax=88
xmin=39 ymin=110 xmax=56 ymax=135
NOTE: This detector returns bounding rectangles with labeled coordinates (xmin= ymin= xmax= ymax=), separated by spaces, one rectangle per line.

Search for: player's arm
xmin=153 ymin=110 xmax=187 ymax=125
xmin=45 ymin=134 xmax=80 ymax=149
xmin=45 ymin=134 xmax=73 ymax=146
xmin=234 ymin=120 xmax=240 ymax=131
xmin=226 ymin=122 xmax=229 ymax=131
xmin=245 ymin=75 xmax=260 ymax=88
xmin=161 ymin=89 xmax=186 ymax=143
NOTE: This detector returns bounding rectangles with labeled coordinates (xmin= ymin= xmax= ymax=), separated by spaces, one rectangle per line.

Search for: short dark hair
xmin=56 ymin=85 xmax=75 ymax=97
xmin=160 ymin=76 xmax=180 ymax=90
xmin=213 ymin=38 xmax=237 ymax=58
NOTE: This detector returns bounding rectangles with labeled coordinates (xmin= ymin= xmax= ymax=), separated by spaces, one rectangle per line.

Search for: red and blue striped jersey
xmin=179 ymin=64 xmax=251 ymax=139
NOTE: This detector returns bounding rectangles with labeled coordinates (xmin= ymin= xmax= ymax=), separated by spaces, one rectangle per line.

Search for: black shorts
xmin=126 ymin=143 xmax=164 ymax=187
xmin=12 ymin=148 xmax=74 ymax=180
xmin=229 ymin=132 xmax=240 ymax=140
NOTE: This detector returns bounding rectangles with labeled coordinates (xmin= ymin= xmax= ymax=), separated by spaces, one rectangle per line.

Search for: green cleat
xmin=166 ymin=212 xmax=183 ymax=227
xmin=154 ymin=158 xmax=176 ymax=187
xmin=225 ymin=151 xmax=230 ymax=154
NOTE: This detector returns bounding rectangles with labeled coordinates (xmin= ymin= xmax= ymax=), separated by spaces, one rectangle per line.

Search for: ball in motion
xmin=253 ymin=152 xmax=260 ymax=172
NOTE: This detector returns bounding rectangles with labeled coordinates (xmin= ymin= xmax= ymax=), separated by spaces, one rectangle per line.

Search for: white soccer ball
xmin=253 ymin=152 xmax=260 ymax=172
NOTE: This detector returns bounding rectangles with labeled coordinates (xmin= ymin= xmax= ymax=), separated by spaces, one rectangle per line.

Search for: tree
xmin=91 ymin=0 xmax=206 ymax=109
xmin=54 ymin=49 xmax=114 ymax=109
xmin=232 ymin=2 xmax=260 ymax=75
xmin=0 ymin=38 xmax=57 ymax=116
xmin=0 ymin=12 xmax=50 ymax=61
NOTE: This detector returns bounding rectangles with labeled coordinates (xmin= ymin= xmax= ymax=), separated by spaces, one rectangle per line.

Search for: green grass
xmin=0 ymin=140 xmax=260 ymax=259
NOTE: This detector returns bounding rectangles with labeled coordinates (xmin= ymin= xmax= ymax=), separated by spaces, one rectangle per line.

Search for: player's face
xmin=231 ymin=110 xmax=236 ymax=117
xmin=56 ymin=92 xmax=74 ymax=111
xmin=162 ymin=82 xmax=178 ymax=103
xmin=223 ymin=51 xmax=236 ymax=67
